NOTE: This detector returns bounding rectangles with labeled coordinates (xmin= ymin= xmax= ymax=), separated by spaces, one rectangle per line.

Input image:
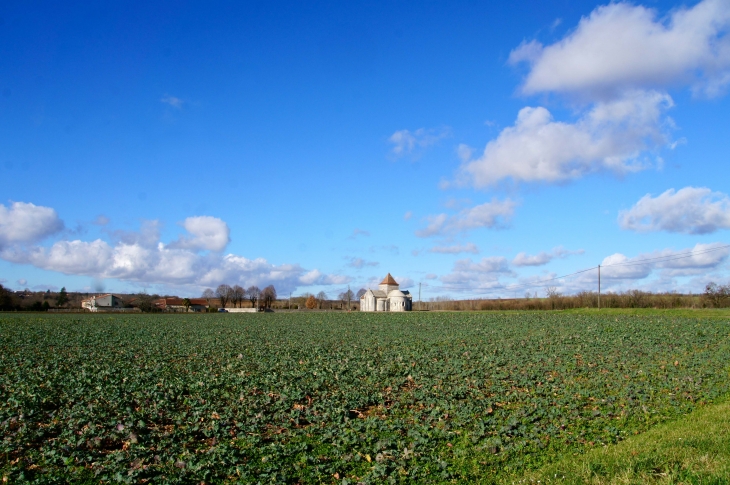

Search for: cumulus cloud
xmin=0 ymin=209 xmax=348 ymax=294
xmin=510 ymin=0 xmax=730 ymax=98
xmin=389 ymin=127 xmax=451 ymax=157
xmin=110 ymin=220 xmax=162 ymax=247
xmin=439 ymin=257 xmax=514 ymax=291
xmin=512 ymin=246 xmax=584 ymax=267
xmin=403 ymin=211 xmax=413 ymax=221
xmin=597 ymin=243 xmax=730 ymax=282
xmin=454 ymin=1 xmax=730 ymax=189
xmin=454 ymin=257 xmax=513 ymax=274
xmin=167 ymin=216 xmax=230 ymax=251
xmin=416 ymin=199 xmax=516 ymax=237
xmin=291 ymin=269 xmax=352 ymax=286
xmin=0 ymin=202 xmax=64 ymax=247
xmin=619 ymin=186 xmax=730 ymax=234
xmin=458 ymin=91 xmax=672 ymax=186
xmin=1 ymin=237 xmax=349 ymax=293
xmin=429 ymin=243 xmax=480 ymax=254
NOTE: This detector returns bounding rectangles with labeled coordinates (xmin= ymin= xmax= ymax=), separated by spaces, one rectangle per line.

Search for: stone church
xmin=360 ymin=273 xmax=413 ymax=312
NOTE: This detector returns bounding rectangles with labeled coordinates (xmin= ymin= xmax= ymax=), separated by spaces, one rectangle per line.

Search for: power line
xmin=433 ymin=266 xmax=597 ymax=294
xmin=601 ymin=244 xmax=730 ymax=268
xmin=424 ymin=243 xmax=730 ymax=296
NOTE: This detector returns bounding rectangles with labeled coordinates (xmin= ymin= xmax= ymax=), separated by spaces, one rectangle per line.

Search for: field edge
xmin=508 ymin=395 xmax=730 ymax=484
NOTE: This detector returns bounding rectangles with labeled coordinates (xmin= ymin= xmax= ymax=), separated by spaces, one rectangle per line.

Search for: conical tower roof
xmin=379 ymin=273 xmax=398 ymax=285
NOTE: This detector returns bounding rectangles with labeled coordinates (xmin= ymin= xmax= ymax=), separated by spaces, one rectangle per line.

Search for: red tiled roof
xmin=155 ymin=298 xmax=208 ymax=307
xmin=379 ymin=273 xmax=398 ymax=285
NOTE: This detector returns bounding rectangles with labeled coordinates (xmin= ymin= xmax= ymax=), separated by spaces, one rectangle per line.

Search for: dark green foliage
xmin=1 ymin=313 xmax=729 ymax=483
xmin=55 ymin=287 xmax=68 ymax=307
xmin=130 ymin=293 xmax=159 ymax=313
xmin=0 ymin=284 xmax=18 ymax=311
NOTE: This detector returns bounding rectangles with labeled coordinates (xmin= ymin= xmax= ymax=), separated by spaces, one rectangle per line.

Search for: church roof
xmin=379 ymin=273 xmax=398 ymax=285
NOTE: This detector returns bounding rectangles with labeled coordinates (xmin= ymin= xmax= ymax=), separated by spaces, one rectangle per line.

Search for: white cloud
xmin=0 ymin=202 xmax=64 ymax=247
xmin=599 ymin=253 xmax=653 ymax=280
xmin=440 ymin=256 xmax=514 ymax=292
xmin=416 ymin=199 xmax=516 ymax=237
xmin=403 ymin=211 xmax=413 ymax=221
xmin=599 ymin=242 xmax=730 ymax=280
xmin=619 ymin=186 xmax=730 ymax=234
xmin=425 ymin=273 xmax=438 ymax=280
xmin=167 ymin=216 xmax=230 ymax=251
xmin=299 ymin=270 xmax=352 ymax=286
xmin=458 ymin=91 xmax=672 ymax=186
xmin=0 ymin=209 xmax=348 ymax=294
xmin=453 ymin=0 xmax=730 ymax=190
xmin=510 ymin=0 xmax=730 ymax=98
xmin=429 ymin=243 xmax=479 ymax=254
xmin=512 ymin=251 xmax=552 ymax=267
xmin=512 ymin=246 xmax=584 ymax=267
xmin=454 ymin=257 xmax=513 ymax=274
xmin=17 ymin=279 xmax=27 ymax=286
xmin=347 ymin=257 xmax=379 ymax=269
xmin=652 ymin=243 xmax=730 ymax=277
xmin=395 ymin=276 xmax=414 ymax=289
xmin=1 ymin=238 xmax=349 ymax=294
xmin=110 ymin=220 xmax=162 ymax=247
xmin=389 ymin=127 xmax=451 ymax=157
xmin=161 ymin=95 xmax=184 ymax=108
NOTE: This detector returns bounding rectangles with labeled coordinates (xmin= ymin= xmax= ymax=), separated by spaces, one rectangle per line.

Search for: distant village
xmin=0 ymin=274 xmax=416 ymax=313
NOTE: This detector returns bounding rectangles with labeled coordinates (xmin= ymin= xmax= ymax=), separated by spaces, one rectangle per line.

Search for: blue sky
xmin=1 ymin=0 xmax=730 ymax=300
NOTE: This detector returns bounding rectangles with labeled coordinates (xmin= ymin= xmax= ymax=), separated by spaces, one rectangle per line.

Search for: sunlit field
xmin=1 ymin=312 xmax=729 ymax=484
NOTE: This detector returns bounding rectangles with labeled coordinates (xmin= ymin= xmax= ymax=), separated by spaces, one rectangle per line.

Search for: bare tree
xmin=232 ymin=285 xmax=245 ymax=308
xmin=202 ymin=288 xmax=215 ymax=306
xmin=216 ymin=284 xmax=233 ymax=308
xmin=356 ymin=288 xmax=367 ymax=299
xmin=704 ymin=282 xmax=730 ymax=307
xmin=316 ymin=291 xmax=327 ymax=309
xmin=261 ymin=285 xmax=277 ymax=309
xmin=247 ymin=286 xmax=260 ymax=308
xmin=338 ymin=288 xmax=354 ymax=309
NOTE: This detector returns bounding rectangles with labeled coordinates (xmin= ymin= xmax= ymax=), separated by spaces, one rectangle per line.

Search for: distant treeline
xmin=418 ymin=282 xmax=730 ymax=311
xmin=4 ymin=282 xmax=730 ymax=312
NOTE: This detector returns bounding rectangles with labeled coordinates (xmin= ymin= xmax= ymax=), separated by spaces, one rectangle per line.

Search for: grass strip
xmin=510 ymin=398 xmax=730 ymax=484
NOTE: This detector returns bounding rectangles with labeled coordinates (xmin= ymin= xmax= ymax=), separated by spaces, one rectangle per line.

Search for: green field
xmin=1 ymin=312 xmax=729 ymax=484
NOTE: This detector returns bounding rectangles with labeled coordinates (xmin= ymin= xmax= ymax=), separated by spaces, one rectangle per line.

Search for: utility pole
xmin=418 ymin=282 xmax=421 ymax=311
xmin=598 ymin=265 xmax=601 ymax=310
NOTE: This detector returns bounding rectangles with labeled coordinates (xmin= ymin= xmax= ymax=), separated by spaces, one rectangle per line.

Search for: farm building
xmin=360 ymin=273 xmax=412 ymax=312
xmin=154 ymin=298 xmax=208 ymax=312
xmin=81 ymin=294 xmax=125 ymax=311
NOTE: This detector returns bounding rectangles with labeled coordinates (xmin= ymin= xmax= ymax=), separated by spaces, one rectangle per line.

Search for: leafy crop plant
xmin=1 ymin=312 xmax=729 ymax=483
